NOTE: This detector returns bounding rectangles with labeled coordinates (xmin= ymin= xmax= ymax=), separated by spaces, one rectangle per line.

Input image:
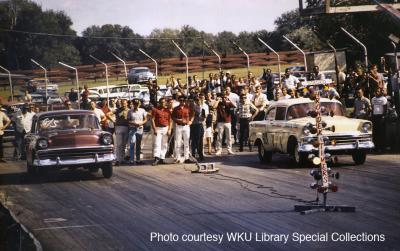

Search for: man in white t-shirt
xmin=12 ymin=103 xmax=35 ymax=160
xmin=90 ymin=101 xmax=105 ymax=124
xmin=371 ymin=88 xmax=387 ymax=153
xmin=127 ymin=99 xmax=148 ymax=164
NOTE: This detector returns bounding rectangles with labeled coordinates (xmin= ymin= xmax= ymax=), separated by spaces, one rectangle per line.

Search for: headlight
xmin=101 ymin=134 xmax=113 ymax=145
xmin=37 ymin=139 xmax=48 ymax=149
xmin=303 ymin=123 xmax=312 ymax=135
xmin=361 ymin=122 xmax=372 ymax=133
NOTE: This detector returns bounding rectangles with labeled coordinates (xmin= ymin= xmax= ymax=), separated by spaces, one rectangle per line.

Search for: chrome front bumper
xmin=33 ymin=153 xmax=115 ymax=167
xmin=298 ymin=140 xmax=375 ymax=153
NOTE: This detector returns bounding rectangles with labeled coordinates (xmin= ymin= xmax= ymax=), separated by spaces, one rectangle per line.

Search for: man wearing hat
xmin=12 ymin=103 xmax=35 ymax=160
xmin=172 ymin=95 xmax=194 ymax=163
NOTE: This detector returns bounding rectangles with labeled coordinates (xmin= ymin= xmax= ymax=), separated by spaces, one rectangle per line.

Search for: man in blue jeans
xmin=127 ymin=99 xmax=148 ymax=165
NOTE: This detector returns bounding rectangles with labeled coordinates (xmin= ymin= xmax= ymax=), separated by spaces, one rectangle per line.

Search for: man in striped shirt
xmin=237 ymin=94 xmax=259 ymax=152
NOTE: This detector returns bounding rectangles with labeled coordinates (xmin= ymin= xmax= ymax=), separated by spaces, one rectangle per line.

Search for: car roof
xmin=270 ymin=97 xmax=342 ymax=107
xmin=131 ymin=67 xmax=149 ymax=70
xmin=36 ymin=109 xmax=96 ymax=118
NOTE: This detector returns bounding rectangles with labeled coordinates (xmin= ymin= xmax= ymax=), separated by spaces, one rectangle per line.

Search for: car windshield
xmin=286 ymin=102 xmax=345 ymax=120
xmin=38 ymin=114 xmax=100 ymax=132
xmin=135 ymin=69 xmax=149 ymax=73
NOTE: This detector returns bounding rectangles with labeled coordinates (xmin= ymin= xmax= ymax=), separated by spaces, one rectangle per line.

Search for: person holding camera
xmin=213 ymin=93 xmax=236 ymax=155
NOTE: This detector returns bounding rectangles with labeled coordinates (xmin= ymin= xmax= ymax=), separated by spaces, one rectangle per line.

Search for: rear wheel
xmin=101 ymin=163 xmax=113 ymax=178
xmin=258 ymin=142 xmax=272 ymax=164
xmin=352 ymin=151 xmax=366 ymax=165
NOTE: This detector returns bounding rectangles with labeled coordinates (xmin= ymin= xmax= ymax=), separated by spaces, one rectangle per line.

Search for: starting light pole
xmin=59 ymin=62 xmax=80 ymax=109
xmin=30 ymin=59 xmax=48 ymax=111
xmin=90 ymin=55 xmax=110 ymax=105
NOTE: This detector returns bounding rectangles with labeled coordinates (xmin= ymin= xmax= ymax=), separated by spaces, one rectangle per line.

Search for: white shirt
xmin=371 ymin=96 xmax=388 ymax=115
xmin=228 ymin=92 xmax=240 ymax=107
xmin=253 ymin=93 xmax=269 ymax=108
xmin=93 ymin=108 xmax=105 ymax=122
xmin=283 ymin=75 xmax=300 ymax=90
xmin=12 ymin=111 xmax=35 ymax=133
xmin=127 ymin=108 xmax=147 ymax=134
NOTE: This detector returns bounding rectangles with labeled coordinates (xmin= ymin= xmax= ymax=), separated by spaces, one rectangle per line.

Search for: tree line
xmin=0 ymin=0 xmax=399 ymax=71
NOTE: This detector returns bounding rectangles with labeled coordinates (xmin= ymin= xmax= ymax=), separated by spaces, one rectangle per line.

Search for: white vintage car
xmin=249 ymin=98 xmax=374 ymax=166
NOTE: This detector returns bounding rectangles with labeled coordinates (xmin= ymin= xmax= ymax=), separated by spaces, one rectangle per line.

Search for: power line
xmin=0 ymin=28 xmax=202 ymax=40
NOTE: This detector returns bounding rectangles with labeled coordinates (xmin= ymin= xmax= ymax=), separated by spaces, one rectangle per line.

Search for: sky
xmin=31 ymin=0 xmax=298 ymax=36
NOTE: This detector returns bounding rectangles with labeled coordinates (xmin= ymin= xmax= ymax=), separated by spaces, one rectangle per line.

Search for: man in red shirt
xmin=213 ymin=93 xmax=236 ymax=155
xmin=172 ymin=96 xmax=194 ymax=163
xmin=151 ymin=98 xmax=172 ymax=165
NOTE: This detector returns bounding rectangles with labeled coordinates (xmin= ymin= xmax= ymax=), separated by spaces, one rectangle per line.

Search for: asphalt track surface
xmin=0 ymin=141 xmax=399 ymax=251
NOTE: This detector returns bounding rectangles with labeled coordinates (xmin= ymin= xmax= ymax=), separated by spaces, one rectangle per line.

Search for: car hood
xmin=39 ymin=130 xmax=104 ymax=148
xmin=288 ymin=116 xmax=370 ymax=133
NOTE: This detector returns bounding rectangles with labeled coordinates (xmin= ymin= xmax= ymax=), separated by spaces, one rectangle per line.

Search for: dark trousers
xmin=15 ymin=131 xmax=26 ymax=159
xmin=190 ymin=123 xmax=204 ymax=158
xmin=372 ymin=115 xmax=385 ymax=151
xmin=0 ymin=135 xmax=3 ymax=159
xmin=231 ymin=111 xmax=237 ymax=143
xmin=239 ymin=118 xmax=250 ymax=151
xmin=129 ymin=133 xmax=143 ymax=161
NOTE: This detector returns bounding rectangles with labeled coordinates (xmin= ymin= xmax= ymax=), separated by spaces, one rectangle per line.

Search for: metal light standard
xmin=110 ymin=52 xmax=129 ymax=85
xmin=283 ymin=35 xmax=308 ymax=73
xmin=0 ymin=65 xmax=13 ymax=102
xmin=232 ymin=41 xmax=250 ymax=73
xmin=257 ymin=37 xmax=282 ymax=85
xmin=340 ymin=27 xmax=369 ymax=98
xmin=30 ymin=59 xmax=48 ymax=111
xmin=203 ymin=41 xmax=222 ymax=73
xmin=172 ymin=40 xmax=189 ymax=94
xmin=59 ymin=61 xmax=80 ymax=109
xmin=90 ymin=55 xmax=110 ymax=105
xmin=138 ymin=49 xmax=158 ymax=79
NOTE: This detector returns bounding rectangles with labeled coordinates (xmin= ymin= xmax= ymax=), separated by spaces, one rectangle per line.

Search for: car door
xmin=274 ymin=106 xmax=288 ymax=152
xmin=263 ymin=107 xmax=276 ymax=151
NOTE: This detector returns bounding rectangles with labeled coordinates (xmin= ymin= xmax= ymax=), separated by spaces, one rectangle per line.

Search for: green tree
xmin=0 ymin=0 xmax=80 ymax=69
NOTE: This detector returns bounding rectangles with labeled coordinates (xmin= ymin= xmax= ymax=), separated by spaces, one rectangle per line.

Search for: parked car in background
xmin=128 ymin=67 xmax=156 ymax=84
xmin=249 ymin=97 xmax=374 ymax=167
xmin=25 ymin=110 xmax=115 ymax=178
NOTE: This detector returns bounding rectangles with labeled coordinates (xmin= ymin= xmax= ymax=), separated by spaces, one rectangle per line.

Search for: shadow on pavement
xmin=0 ymin=169 xmax=104 ymax=186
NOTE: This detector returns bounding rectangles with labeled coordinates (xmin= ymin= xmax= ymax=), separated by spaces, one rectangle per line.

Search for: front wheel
xmin=258 ymin=143 xmax=272 ymax=164
xmin=291 ymin=144 xmax=308 ymax=167
xmin=352 ymin=151 xmax=366 ymax=165
xmin=101 ymin=163 xmax=113 ymax=178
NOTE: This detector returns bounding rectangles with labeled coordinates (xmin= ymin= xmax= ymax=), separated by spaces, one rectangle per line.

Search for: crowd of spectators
xmin=0 ymin=63 xmax=397 ymax=163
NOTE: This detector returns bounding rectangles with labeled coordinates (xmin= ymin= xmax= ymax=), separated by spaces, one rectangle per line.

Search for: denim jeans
xmin=129 ymin=131 xmax=143 ymax=162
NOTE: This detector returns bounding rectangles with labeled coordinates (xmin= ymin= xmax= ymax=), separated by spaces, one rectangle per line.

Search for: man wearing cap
xmin=12 ymin=103 xmax=35 ymax=160
xmin=128 ymin=99 xmax=148 ymax=165
xmin=172 ymin=96 xmax=194 ymax=163
xmin=152 ymin=98 xmax=172 ymax=165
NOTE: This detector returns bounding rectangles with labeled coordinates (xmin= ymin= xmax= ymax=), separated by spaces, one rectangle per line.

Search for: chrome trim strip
xmin=37 ymin=145 xmax=113 ymax=153
xmin=33 ymin=153 xmax=115 ymax=167
xmin=298 ymin=141 xmax=374 ymax=152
